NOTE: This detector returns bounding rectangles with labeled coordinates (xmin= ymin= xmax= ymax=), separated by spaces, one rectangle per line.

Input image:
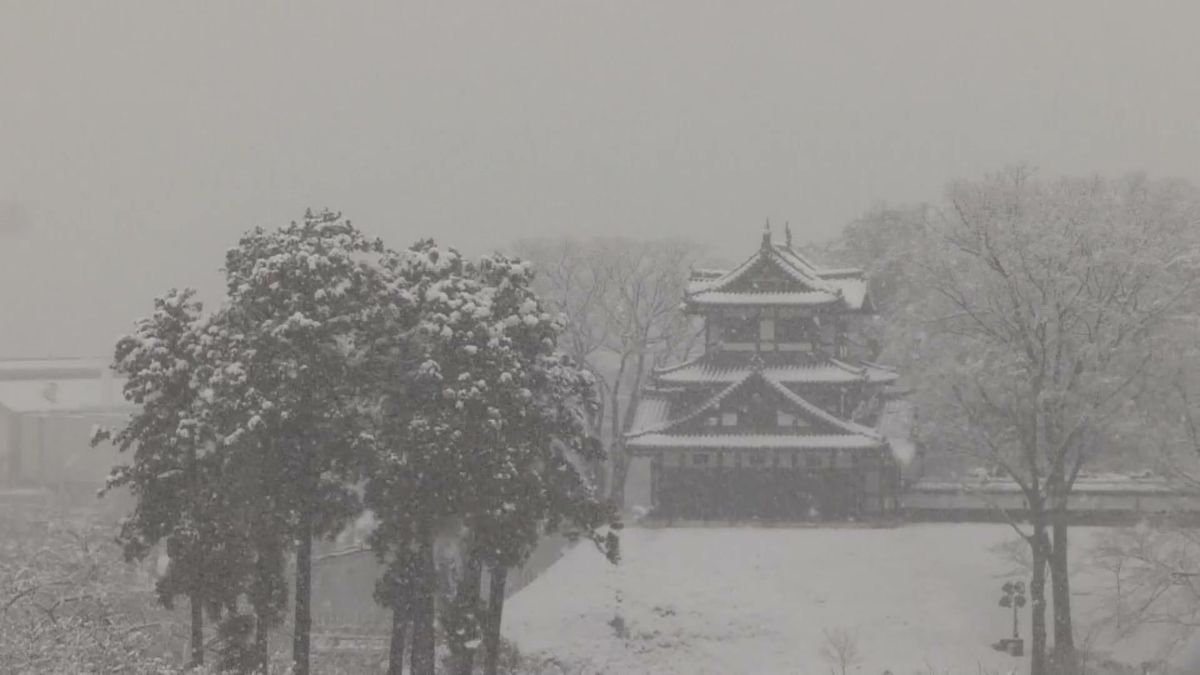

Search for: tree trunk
xmin=292 ymin=505 xmax=313 ymax=675
xmin=607 ymin=352 xmax=631 ymax=507
xmin=253 ymin=609 xmax=270 ymax=674
xmin=189 ymin=591 xmax=204 ymax=668
xmin=483 ymin=564 xmax=508 ymax=675
xmin=250 ymin=545 xmax=273 ymax=674
xmin=410 ymin=517 xmax=437 ymax=675
xmin=609 ymin=348 xmax=649 ymax=510
xmin=1030 ymin=525 xmax=1050 ymax=675
xmin=452 ymin=546 xmax=485 ymax=675
xmin=1050 ymin=515 xmax=1076 ymax=665
xmin=609 ymin=440 xmax=631 ymax=511
xmin=387 ymin=610 xmax=407 ymax=675
xmin=187 ymin=440 xmax=204 ymax=668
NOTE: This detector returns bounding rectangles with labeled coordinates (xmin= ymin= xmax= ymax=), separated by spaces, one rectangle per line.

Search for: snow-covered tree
xmin=362 ymin=242 xmax=620 ymax=675
xmin=95 ymin=288 xmax=240 ymax=669
xmin=360 ymin=238 xmax=461 ymax=675
xmin=451 ymin=252 xmax=619 ymax=675
xmin=903 ymin=169 xmax=1200 ymax=674
xmin=219 ymin=209 xmax=385 ymax=675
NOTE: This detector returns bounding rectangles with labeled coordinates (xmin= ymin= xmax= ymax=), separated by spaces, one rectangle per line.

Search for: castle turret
xmin=625 ymin=227 xmax=901 ymax=521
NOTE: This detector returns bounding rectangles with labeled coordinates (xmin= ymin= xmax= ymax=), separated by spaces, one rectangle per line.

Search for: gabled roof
xmin=625 ymin=433 xmax=881 ymax=451
xmin=685 ymin=235 xmax=871 ymax=311
xmin=653 ymin=355 xmax=898 ymax=386
xmin=687 ymin=241 xmax=837 ymax=296
xmin=626 ymin=368 xmax=883 ymax=444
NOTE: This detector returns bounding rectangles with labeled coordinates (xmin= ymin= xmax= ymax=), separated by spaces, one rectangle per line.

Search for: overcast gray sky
xmin=2 ymin=1 xmax=1199 ymax=357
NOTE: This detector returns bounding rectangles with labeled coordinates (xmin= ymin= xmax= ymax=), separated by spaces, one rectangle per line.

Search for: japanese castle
xmin=625 ymin=225 xmax=908 ymax=521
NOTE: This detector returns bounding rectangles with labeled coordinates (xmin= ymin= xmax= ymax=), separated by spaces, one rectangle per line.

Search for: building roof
xmin=0 ymin=377 xmax=133 ymax=414
xmin=684 ymin=290 xmax=842 ymax=307
xmin=685 ymin=235 xmax=871 ymax=312
xmin=911 ymin=475 xmax=1178 ymax=496
xmin=0 ymin=358 xmax=109 ymax=382
xmin=627 ymin=394 xmax=673 ymax=435
xmin=653 ymin=356 xmax=898 ymax=386
xmin=626 ymin=433 xmax=882 ymax=451
xmin=626 ymin=369 xmax=884 ymax=452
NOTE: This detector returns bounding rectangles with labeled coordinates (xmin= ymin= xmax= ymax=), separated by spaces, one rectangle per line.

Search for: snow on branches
xmin=100 ymin=216 xmax=619 ymax=675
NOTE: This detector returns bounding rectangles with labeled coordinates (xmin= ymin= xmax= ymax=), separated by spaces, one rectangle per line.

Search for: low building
xmin=905 ymin=474 xmax=1200 ymax=524
xmin=0 ymin=358 xmax=133 ymax=490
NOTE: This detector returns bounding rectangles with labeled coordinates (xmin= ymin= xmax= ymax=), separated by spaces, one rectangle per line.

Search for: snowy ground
xmin=503 ymin=524 xmax=1200 ymax=674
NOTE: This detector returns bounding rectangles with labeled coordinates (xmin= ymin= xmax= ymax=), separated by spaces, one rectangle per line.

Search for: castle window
xmin=759 ymin=318 xmax=775 ymax=342
xmin=722 ymin=318 xmax=758 ymax=343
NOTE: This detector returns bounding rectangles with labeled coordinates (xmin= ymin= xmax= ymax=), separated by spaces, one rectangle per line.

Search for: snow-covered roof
xmin=760 ymin=375 xmax=881 ymax=440
xmin=685 ymin=291 xmax=841 ymax=307
xmin=654 ymin=357 xmax=898 ymax=386
xmin=0 ymin=378 xmax=133 ymax=414
xmin=684 ymin=236 xmax=871 ymax=312
xmin=627 ymin=433 xmax=882 ymax=451
xmin=0 ymin=358 xmax=108 ymax=381
xmin=627 ymin=395 xmax=673 ymax=436
xmin=625 ymin=369 xmax=884 ymax=451
xmin=823 ymin=276 xmax=869 ymax=311
xmin=911 ymin=476 xmax=1178 ymax=496
xmin=687 ymin=239 xmax=836 ymax=294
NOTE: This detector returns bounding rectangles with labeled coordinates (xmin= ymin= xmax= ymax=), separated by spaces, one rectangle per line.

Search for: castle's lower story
xmin=645 ymin=446 xmax=901 ymax=521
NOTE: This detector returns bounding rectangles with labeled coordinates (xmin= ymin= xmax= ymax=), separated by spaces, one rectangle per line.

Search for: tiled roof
xmin=687 ymin=241 xmax=837 ymax=295
xmin=684 ymin=239 xmax=871 ymax=311
xmin=761 ymin=376 xmax=882 ymax=440
xmin=685 ymin=290 xmax=841 ymax=307
xmin=626 ymin=433 xmax=882 ymax=451
xmin=654 ymin=357 xmax=898 ymax=386
xmin=627 ymin=395 xmax=673 ymax=436
xmin=626 ymin=369 xmax=883 ymax=446
xmin=824 ymin=277 xmax=868 ymax=311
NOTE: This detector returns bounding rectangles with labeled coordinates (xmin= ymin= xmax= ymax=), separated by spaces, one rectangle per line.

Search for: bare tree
xmin=907 ymin=169 xmax=1200 ymax=674
xmin=819 ymin=626 xmax=862 ymax=675
xmin=514 ymin=236 xmax=704 ymax=507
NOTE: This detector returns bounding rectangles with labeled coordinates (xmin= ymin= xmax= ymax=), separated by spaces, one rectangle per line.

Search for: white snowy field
xmin=503 ymin=524 xmax=1200 ymax=675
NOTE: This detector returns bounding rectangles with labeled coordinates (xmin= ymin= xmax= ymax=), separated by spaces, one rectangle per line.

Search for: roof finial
xmin=785 ymin=221 xmax=793 ymax=249
xmin=762 ymin=218 xmax=772 ymax=249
